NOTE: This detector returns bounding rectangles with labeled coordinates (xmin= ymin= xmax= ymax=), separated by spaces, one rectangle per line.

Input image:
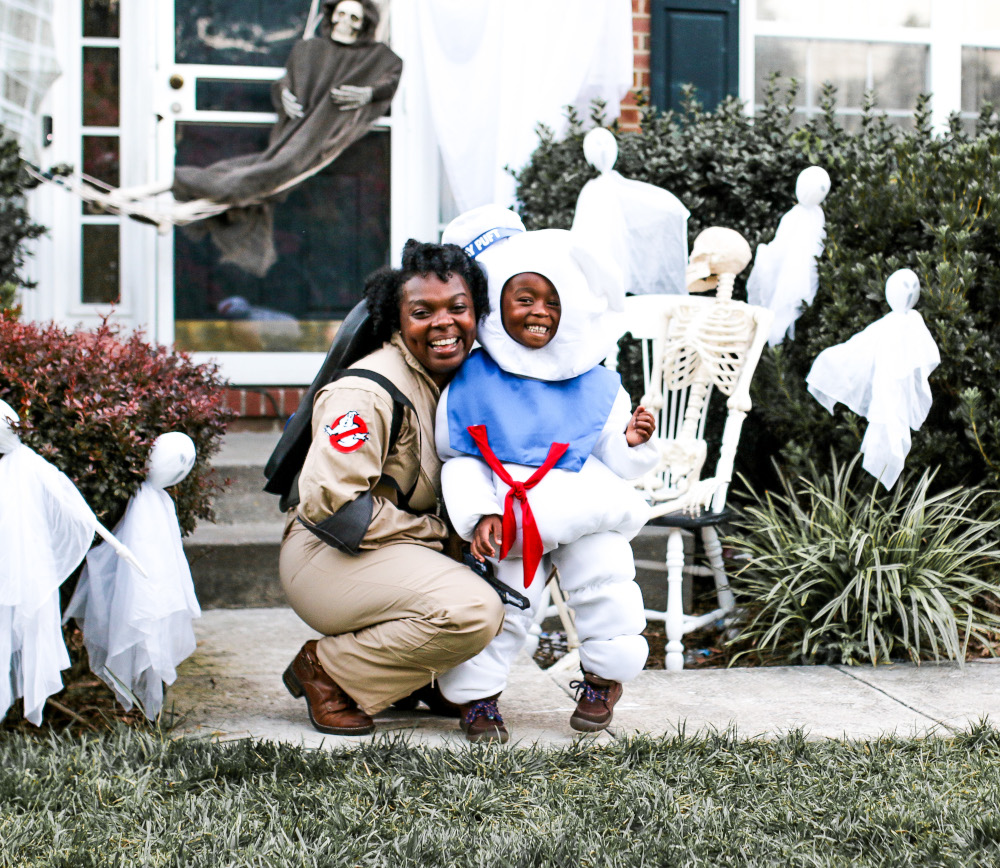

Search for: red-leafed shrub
xmin=0 ymin=313 xmax=232 ymax=535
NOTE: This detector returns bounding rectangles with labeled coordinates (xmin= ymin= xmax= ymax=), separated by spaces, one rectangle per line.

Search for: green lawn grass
xmin=2 ymin=724 xmax=999 ymax=867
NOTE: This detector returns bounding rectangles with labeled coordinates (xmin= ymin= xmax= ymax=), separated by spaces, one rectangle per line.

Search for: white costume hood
xmin=477 ymin=228 xmax=624 ymax=381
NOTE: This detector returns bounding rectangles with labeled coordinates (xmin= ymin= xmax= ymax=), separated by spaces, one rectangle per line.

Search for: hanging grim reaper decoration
xmin=81 ymin=0 xmax=402 ymax=277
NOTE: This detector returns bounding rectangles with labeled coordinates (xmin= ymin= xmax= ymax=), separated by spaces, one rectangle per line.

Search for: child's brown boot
xmin=569 ymin=672 xmax=622 ymax=732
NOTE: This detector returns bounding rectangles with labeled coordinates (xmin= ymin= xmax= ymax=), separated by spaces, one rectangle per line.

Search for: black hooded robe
xmin=172 ymin=31 xmax=402 ymax=277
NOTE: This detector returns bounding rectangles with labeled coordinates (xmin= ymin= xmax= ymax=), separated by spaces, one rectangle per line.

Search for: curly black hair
xmin=364 ymin=239 xmax=490 ymax=342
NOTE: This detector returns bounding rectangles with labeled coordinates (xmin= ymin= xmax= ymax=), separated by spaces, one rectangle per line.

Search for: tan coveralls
xmin=279 ymin=333 xmax=504 ymax=715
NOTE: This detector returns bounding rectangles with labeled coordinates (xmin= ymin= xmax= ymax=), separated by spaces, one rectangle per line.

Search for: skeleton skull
xmin=685 ymin=227 xmax=752 ymax=293
xmin=330 ymin=0 xmax=364 ymax=44
xmin=885 ymin=267 xmax=920 ymax=313
xmin=0 ymin=398 xmax=19 ymax=454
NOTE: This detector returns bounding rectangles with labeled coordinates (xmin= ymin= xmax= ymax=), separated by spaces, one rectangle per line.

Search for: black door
xmin=650 ymin=0 xmax=739 ymax=113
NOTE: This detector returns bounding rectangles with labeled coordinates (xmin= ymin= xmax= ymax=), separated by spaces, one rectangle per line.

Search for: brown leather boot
xmin=458 ymin=694 xmax=509 ymax=744
xmin=569 ymin=672 xmax=623 ymax=732
xmin=283 ymin=640 xmax=375 ymax=735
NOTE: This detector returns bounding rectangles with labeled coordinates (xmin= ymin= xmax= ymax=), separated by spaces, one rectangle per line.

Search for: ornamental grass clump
xmin=727 ymin=457 xmax=1000 ymax=667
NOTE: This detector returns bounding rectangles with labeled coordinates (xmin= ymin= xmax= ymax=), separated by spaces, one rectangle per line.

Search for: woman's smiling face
xmin=499 ymin=271 xmax=561 ymax=350
xmin=398 ymin=272 xmax=478 ymax=386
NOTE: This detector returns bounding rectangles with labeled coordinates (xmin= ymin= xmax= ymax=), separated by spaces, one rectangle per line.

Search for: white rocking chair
xmin=610 ymin=291 xmax=772 ymax=669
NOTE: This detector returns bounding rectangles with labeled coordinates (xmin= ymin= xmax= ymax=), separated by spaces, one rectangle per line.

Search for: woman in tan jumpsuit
xmin=279 ymin=240 xmax=504 ymax=735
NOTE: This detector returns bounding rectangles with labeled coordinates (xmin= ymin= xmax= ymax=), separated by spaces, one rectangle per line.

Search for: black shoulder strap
xmin=279 ymin=369 xmax=417 ymax=512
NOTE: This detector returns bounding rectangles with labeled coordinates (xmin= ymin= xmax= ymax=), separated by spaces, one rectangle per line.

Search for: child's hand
xmin=471 ymin=515 xmax=503 ymax=561
xmin=626 ymin=405 xmax=656 ymax=446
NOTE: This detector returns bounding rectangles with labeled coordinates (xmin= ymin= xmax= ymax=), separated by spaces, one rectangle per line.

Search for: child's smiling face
xmin=500 ymin=272 xmax=561 ymax=349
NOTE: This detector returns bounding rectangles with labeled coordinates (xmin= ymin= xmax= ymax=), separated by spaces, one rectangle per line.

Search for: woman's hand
xmin=471 ymin=515 xmax=503 ymax=561
xmin=626 ymin=405 xmax=656 ymax=446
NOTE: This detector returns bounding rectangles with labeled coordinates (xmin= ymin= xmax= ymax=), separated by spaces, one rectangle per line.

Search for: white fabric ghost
xmin=65 ymin=432 xmax=201 ymax=719
xmin=747 ymin=166 xmax=831 ymax=345
xmin=571 ymin=128 xmax=690 ymax=296
xmin=806 ymin=268 xmax=940 ymax=490
xmin=0 ymin=400 xmax=104 ymax=725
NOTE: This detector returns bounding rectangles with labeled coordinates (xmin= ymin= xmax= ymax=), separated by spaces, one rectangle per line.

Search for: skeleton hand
xmin=330 ymin=84 xmax=372 ymax=111
xmin=281 ymin=87 xmax=304 ymax=119
xmin=682 ymin=477 xmax=720 ymax=516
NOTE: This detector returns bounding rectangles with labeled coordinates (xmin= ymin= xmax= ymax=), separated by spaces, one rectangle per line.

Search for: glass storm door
xmin=156 ymin=1 xmax=392 ymax=384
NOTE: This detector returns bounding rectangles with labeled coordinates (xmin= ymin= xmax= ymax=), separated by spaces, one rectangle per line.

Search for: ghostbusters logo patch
xmin=325 ymin=411 xmax=370 ymax=453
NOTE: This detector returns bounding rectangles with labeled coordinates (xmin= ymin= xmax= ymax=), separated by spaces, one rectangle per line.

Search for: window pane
xmin=83 ymin=0 xmax=119 ymax=38
xmin=82 ymin=135 xmax=119 ymax=186
xmin=755 ymin=37 xmax=807 ymax=105
xmin=962 ymin=47 xmax=1000 ymax=112
xmin=172 ymin=123 xmax=391 ymax=353
xmin=758 ymin=0 xmax=930 ymax=28
xmin=82 ymin=46 xmax=119 ymax=126
xmin=82 ymin=224 xmax=120 ymax=304
xmin=174 ymin=0 xmax=306 ymax=67
xmin=964 ymin=1 xmax=1000 ymax=32
xmin=195 ymin=79 xmax=275 ymax=112
xmin=756 ymin=38 xmax=928 ymax=112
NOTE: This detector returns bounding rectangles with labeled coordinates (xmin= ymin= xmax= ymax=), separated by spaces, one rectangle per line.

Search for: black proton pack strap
xmin=294 ymin=369 xmax=419 ymax=553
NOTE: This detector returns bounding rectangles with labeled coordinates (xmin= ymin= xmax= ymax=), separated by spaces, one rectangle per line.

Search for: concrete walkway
xmin=167 ymin=607 xmax=1000 ymax=747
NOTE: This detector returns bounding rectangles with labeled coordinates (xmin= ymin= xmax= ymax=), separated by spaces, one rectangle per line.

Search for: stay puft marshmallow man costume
xmin=434 ymin=209 xmax=658 ymax=705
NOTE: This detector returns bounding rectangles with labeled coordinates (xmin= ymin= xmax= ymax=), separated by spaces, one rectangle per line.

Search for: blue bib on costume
xmin=446 ymin=349 xmax=621 ymax=473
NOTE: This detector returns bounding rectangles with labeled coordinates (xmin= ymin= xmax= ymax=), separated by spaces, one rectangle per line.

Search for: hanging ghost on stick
xmin=66 ymin=432 xmax=201 ymax=721
xmin=747 ymin=166 xmax=831 ymax=345
xmin=571 ymin=128 xmax=690 ymax=296
xmin=0 ymin=399 xmax=148 ymax=725
xmin=806 ymin=269 xmax=940 ymax=490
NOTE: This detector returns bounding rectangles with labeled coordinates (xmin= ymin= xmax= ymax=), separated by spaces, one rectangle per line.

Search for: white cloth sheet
xmin=806 ymin=269 xmax=939 ymax=490
xmin=414 ymin=0 xmax=633 ymax=212
xmin=0 ymin=443 xmax=96 ymax=725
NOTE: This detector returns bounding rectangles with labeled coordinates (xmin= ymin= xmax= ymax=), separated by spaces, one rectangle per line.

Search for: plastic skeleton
xmin=66 ymin=432 xmax=201 ymax=720
xmin=746 ymin=166 xmax=831 ymax=345
xmin=806 ymin=268 xmax=940 ymax=490
xmin=571 ymin=128 xmax=690 ymax=296
xmin=0 ymin=399 xmax=148 ymax=725
xmin=636 ymin=228 xmax=773 ymax=516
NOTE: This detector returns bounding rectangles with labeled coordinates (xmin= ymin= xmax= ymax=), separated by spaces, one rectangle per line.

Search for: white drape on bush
xmin=414 ymin=0 xmax=633 ymax=212
xmin=0 ymin=443 xmax=96 ymax=725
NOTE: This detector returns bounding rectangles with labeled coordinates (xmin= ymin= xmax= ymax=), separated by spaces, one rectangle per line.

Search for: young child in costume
xmin=435 ymin=207 xmax=657 ymax=742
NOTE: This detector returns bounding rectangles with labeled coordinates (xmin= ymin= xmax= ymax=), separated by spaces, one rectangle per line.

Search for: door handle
xmin=169 ymin=74 xmax=184 ymax=90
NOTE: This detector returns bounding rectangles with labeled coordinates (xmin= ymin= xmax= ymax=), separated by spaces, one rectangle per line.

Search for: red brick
xmin=633 ymin=52 xmax=650 ymax=71
xmin=633 ymin=16 xmax=650 ymax=33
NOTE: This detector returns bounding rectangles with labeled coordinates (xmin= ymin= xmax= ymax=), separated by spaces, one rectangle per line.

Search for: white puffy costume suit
xmin=435 ymin=227 xmax=657 ymax=704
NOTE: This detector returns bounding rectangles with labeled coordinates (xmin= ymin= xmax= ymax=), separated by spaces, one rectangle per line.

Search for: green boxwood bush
xmin=514 ymin=86 xmax=1000 ymax=497
xmin=0 ymin=314 xmax=232 ymax=536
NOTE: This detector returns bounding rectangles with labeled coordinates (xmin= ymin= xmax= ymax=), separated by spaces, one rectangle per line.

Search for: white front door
xmin=151 ymin=0 xmax=438 ymax=385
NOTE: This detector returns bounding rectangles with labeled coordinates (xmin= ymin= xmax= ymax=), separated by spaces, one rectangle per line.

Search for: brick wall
xmin=229 ymin=7 xmax=650 ymax=423
xmin=621 ymin=0 xmax=650 ymax=133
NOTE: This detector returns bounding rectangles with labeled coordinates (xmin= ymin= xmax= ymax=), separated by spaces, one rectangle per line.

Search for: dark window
xmin=174 ymin=0 xmax=307 ymax=67
xmin=83 ymin=0 xmax=120 ymax=38
xmin=196 ymin=78 xmax=276 ymax=112
xmin=82 ymin=225 xmax=120 ymax=303
xmin=82 ymin=46 xmax=120 ymax=126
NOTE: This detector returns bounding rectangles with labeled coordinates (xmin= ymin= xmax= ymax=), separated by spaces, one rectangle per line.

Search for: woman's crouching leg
xmin=280 ymin=525 xmax=504 ymax=716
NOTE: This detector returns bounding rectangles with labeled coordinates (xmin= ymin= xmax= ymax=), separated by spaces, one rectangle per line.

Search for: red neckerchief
xmin=466 ymin=424 xmax=568 ymax=587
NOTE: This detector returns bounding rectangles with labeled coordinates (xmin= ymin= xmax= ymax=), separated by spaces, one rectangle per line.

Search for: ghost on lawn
xmin=0 ymin=399 xmax=147 ymax=725
xmin=571 ymin=128 xmax=690 ymax=296
xmin=806 ymin=268 xmax=940 ymax=490
xmin=65 ymin=432 xmax=201 ymax=720
xmin=747 ymin=165 xmax=831 ymax=345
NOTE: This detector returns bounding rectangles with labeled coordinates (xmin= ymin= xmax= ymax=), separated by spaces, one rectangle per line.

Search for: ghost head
xmin=795 ymin=166 xmax=831 ymax=208
xmin=885 ymin=268 xmax=920 ymax=313
xmin=686 ymin=227 xmax=752 ymax=294
xmin=329 ymin=0 xmax=365 ymax=43
xmin=582 ymin=127 xmax=618 ymax=174
xmin=0 ymin=398 xmax=20 ymax=454
xmin=146 ymin=432 xmax=197 ymax=490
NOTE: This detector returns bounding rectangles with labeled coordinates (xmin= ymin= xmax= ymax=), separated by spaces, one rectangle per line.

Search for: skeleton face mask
xmin=330 ymin=0 xmax=364 ymax=43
